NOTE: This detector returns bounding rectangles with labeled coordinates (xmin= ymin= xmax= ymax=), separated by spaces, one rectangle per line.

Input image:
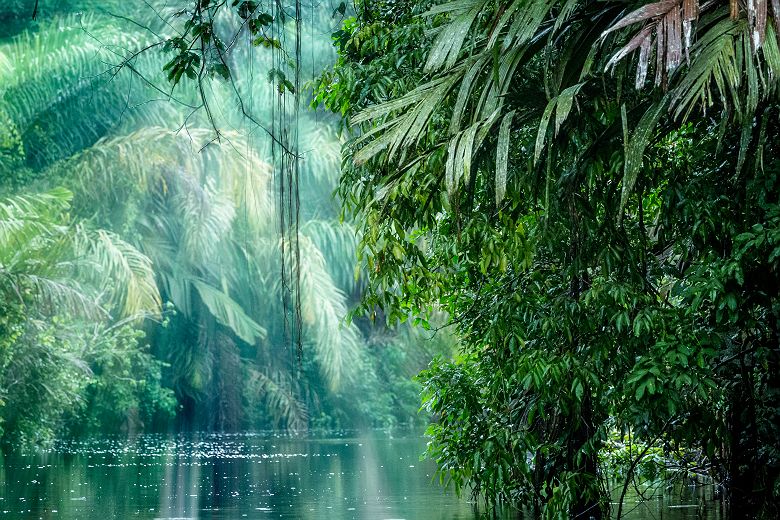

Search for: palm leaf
xmin=192 ymin=278 xmax=267 ymax=345
xmin=76 ymin=228 xmax=162 ymax=318
xmin=60 ymin=127 xmax=273 ymax=234
xmin=0 ymin=15 xmax=159 ymax=167
xmin=301 ymin=219 xmax=362 ymax=293
xmin=247 ymin=368 xmax=308 ymax=430
xmin=293 ymin=235 xmax=363 ymax=391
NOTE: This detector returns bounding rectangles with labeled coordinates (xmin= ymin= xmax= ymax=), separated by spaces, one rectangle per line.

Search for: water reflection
xmin=0 ymin=432 xmax=479 ymax=519
xmin=0 ymin=431 xmax=722 ymax=519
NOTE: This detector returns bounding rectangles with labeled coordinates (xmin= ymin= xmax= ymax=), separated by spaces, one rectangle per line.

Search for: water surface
xmin=0 ymin=431 xmax=722 ymax=519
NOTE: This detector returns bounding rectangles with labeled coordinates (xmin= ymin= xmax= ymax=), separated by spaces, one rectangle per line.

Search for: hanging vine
xmin=154 ymin=0 xmax=305 ymax=357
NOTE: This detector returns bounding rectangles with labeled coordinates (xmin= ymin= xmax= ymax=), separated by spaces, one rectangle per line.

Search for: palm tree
xmin=350 ymin=0 xmax=779 ymax=205
xmin=1 ymin=1 xmax=435 ymax=434
xmin=0 ymin=187 xmax=163 ymax=444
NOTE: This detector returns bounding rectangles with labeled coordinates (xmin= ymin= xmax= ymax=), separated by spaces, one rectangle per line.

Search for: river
xmin=0 ymin=431 xmax=722 ymax=519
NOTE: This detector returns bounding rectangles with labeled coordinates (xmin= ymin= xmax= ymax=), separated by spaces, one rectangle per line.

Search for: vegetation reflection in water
xmin=0 ymin=431 xmax=721 ymax=520
xmin=1 ymin=431 xmax=473 ymax=519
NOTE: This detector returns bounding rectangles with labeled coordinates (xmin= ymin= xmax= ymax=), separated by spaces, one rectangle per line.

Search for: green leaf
xmin=237 ymin=1 xmax=258 ymax=19
xmin=424 ymin=0 xmax=483 ymax=71
xmin=534 ymin=96 xmax=557 ymax=164
xmin=495 ymin=110 xmax=514 ymax=204
xmin=635 ymin=381 xmax=647 ymax=401
xmin=256 ymin=12 xmax=274 ymax=25
xmin=554 ymin=83 xmax=584 ymax=136
xmin=253 ymin=35 xmax=282 ymax=49
xmin=192 ymin=279 xmax=266 ymax=344
xmin=620 ymin=98 xmax=668 ymax=214
xmin=573 ymin=379 xmax=584 ymax=401
xmin=212 ymin=63 xmax=230 ymax=80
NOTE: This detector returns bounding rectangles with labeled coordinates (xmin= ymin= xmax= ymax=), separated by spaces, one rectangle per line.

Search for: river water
xmin=0 ymin=431 xmax=722 ymax=519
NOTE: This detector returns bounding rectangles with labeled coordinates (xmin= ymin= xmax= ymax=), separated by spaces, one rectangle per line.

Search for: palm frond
xmin=74 ymin=227 xmax=162 ymax=318
xmin=59 ymin=127 xmax=273 ymax=234
xmin=0 ymin=188 xmax=157 ymax=319
xmin=247 ymin=367 xmax=308 ymax=430
xmin=603 ymin=0 xmax=780 ymax=122
xmin=192 ymin=278 xmax=267 ymax=345
xmin=0 ymin=187 xmax=72 ymax=219
xmin=295 ymin=235 xmax=363 ymax=391
xmin=670 ymin=18 xmax=751 ymax=119
xmin=0 ymin=15 xmax=159 ymax=167
xmin=424 ymin=0 xmax=485 ymax=72
xmin=0 ymin=188 xmax=72 ymax=252
xmin=300 ymin=219 xmax=362 ymax=294
xmin=174 ymin=178 xmax=236 ymax=265
xmin=156 ymin=266 xmax=194 ymax=318
xmin=298 ymin=124 xmax=344 ymax=186
xmin=15 ymin=273 xmax=104 ymax=318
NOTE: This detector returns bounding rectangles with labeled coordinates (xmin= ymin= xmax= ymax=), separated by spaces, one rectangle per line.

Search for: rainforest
xmin=1 ymin=0 xmax=779 ymax=518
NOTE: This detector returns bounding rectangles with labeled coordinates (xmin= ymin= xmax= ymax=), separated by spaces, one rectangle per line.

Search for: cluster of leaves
xmin=316 ymin=0 xmax=780 ymax=517
xmin=161 ymin=0 xmax=287 ymax=91
xmin=0 ymin=316 xmax=176 ymax=447
xmin=313 ymin=2 xmax=432 ymax=120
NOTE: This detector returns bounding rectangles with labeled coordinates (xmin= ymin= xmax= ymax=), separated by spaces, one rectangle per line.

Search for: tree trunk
xmin=725 ymin=360 xmax=759 ymax=519
xmin=571 ymin=389 xmax=604 ymax=520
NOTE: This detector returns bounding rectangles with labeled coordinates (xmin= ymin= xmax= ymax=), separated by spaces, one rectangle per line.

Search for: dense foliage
xmin=0 ymin=0 xmax=451 ymax=448
xmin=4 ymin=0 xmax=780 ymax=517
xmin=314 ymin=0 xmax=780 ymax=518
xmin=0 ymin=187 xmax=174 ymax=444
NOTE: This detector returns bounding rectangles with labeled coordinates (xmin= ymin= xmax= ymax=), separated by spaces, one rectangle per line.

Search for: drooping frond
xmin=0 ymin=186 xmax=72 ymax=218
xmin=58 ymin=127 xmax=273 ymax=233
xmin=603 ymin=0 xmax=780 ymax=121
xmin=300 ymin=219 xmax=362 ymax=294
xmin=0 ymin=15 xmax=158 ymax=167
xmin=140 ymin=206 xmax=267 ymax=344
xmin=12 ymin=274 xmax=103 ymax=318
xmin=352 ymin=73 xmax=462 ymax=166
xmin=173 ymin=178 xmax=236 ymax=265
xmin=156 ymin=265 xmax=194 ymax=318
xmin=0 ymin=188 xmax=72 ymax=249
xmin=348 ymin=2 xmax=542 ymax=199
xmin=246 ymin=367 xmax=308 ymax=430
xmin=0 ymin=189 xmax=75 ymax=282
xmin=192 ymin=278 xmax=267 ymax=345
xmin=349 ymin=0 xmax=780 ymax=211
xmin=73 ymin=227 xmax=162 ymax=318
xmin=294 ymin=234 xmax=363 ymax=391
xmin=0 ymin=188 xmax=157 ymax=319
xmin=298 ymin=124 xmax=343 ymax=185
